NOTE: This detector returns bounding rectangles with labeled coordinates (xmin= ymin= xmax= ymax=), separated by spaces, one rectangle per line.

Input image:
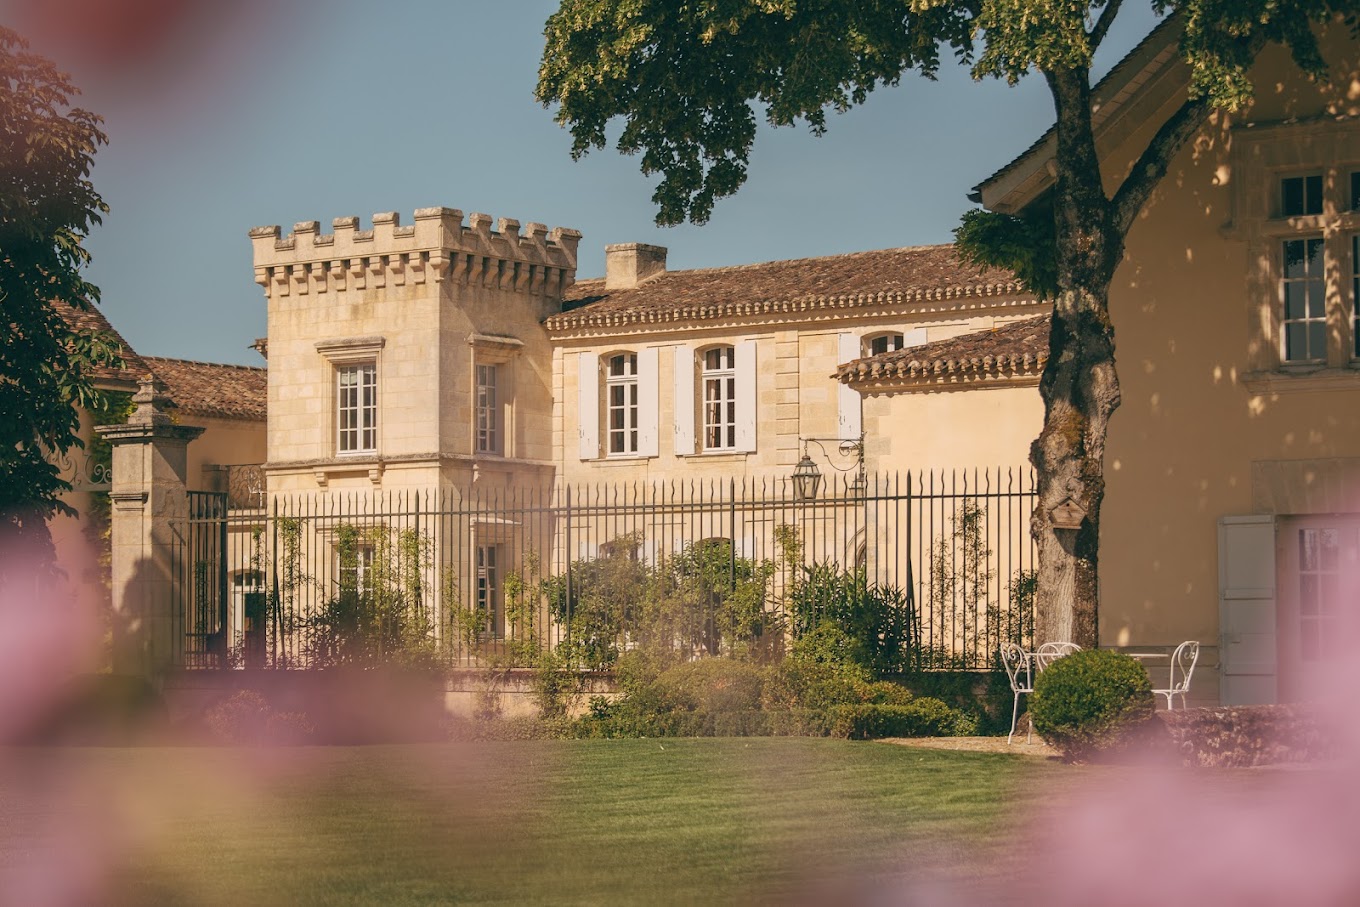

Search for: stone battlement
xmin=250 ymin=208 xmax=582 ymax=299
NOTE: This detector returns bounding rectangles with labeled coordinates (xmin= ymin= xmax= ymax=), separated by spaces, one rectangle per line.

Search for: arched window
xmin=579 ymin=348 xmax=659 ymax=460
xmin=606 ymin=352 xmax=639 ymax=455
xmin=701 ymin=345 xmax=737 ymax=451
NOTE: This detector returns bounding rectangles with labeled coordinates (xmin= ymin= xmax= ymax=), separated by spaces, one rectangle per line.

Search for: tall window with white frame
xmin=337 ymin=362 xmax=377 ymax=454
xmin=476 ymin=364 xmax=499 ymax=455
xmin=702 ymin=346 xmax=736 ymax=451
xmin=337 ymin=543 xmax=374 ymax=597
xmin=1354 ymin=234 xmax=1360 ymax=359
xmin=1282 ymin=236 xmax=1326 ymax=363
xmin=606 ymin=352 xmax=639 ymax=456
xmin=1279 ymin=173 xmax=1326 ymax=364
xmin=476 ymin=544 xmax=500 ymax=637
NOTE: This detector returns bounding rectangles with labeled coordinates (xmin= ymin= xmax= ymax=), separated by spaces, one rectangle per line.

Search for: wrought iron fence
xmin=175 ymin=469 xmax=1035 ymax=672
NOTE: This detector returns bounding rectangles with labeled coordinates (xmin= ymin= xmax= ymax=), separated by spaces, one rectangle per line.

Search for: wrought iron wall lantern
xmin=792 ymin=435 xmax=865 ymax=502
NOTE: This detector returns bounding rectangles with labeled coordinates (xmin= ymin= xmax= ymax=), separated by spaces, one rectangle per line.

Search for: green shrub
xmin=762 ymin=627 xmax=919 ymax=711
xmin=1030 ymin=649 xmax=1154 ymax=761
xmin=894 ymin=671 xmax=1013 ymax=736
xmin=824 ymin=700 xmax=977 ymax=740
xmin=761 ymin=626 xmax=873 ymax=710
xmin=530 ymin=648 xmax=587 ymax=720
xmin=789 ymin=564 xmax=915 ymax=674
xmin=205 ymin=690 xmax=315 ymax=745
xmin=653 ymin=658 xmax=764 ymax=713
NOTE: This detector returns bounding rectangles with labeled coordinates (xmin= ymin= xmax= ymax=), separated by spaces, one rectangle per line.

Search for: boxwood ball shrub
xmin=1030 ymin=649 xmax=1154 ymax=761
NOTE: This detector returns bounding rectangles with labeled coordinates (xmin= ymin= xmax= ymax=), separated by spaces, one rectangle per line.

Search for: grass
xmin=2 ymin=740 xmax=1076 ymax=905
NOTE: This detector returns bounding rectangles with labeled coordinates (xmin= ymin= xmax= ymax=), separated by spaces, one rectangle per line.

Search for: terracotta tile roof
xmin=836 ymin=314 xmax=1050 ymax=389
xmin=142 ymin=357 xmax=267 ymax=422
xmin=52 ymin=300 xmax=152 ymax=387
xmin=546 ymin=244 xmax=1025 ymax=333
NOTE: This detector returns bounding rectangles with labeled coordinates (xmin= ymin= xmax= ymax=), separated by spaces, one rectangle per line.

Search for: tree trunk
xmin=1032 ymin=69 xmax=1125 ymax=648
xmin=1031 ymin=290 xmax=1119 ymax=647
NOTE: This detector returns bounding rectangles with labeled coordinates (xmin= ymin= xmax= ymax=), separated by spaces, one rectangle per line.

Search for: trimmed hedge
xmin=823 ymin=700 xmax=979 ymax=740
xmin=567 ymin=698 xmax=974 ymax=740
xmin=889 ymin=671 xmax=1013 ymax=736
xmin=1030 ymin=649 xmax=1154 ymax=762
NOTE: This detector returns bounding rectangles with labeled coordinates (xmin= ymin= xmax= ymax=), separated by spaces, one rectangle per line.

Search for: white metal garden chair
xmin=1034 ymin=641 xmax=1082 ymax=672
xmin=1151 ymin=640 xmax=1200 ymax=710
xmin=1001 ymin=643 xmax=1034 ymax=744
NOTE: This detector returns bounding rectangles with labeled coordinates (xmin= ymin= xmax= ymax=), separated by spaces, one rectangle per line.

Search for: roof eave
xmin=840 ymin=367 xmax=1046 ymax=394
xmin=970 ymin=16 xmax=1183 ymax=213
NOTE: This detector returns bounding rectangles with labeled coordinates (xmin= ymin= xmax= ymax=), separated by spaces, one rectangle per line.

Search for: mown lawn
xmin=2 ymin=740 xmax=1076 ymax=905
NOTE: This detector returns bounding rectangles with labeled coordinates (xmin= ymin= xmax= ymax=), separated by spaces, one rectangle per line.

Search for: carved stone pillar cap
xmin=130 ymin=378 xmax=178 ymax=426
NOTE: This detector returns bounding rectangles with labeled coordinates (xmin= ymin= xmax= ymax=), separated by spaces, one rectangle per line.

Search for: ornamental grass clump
xmin=1030 ymin=649 xmax=1154 ymax=762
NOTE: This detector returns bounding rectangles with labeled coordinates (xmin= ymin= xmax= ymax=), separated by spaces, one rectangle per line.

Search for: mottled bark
xmin=1031 ymin=288 xmax=1118 ymax=647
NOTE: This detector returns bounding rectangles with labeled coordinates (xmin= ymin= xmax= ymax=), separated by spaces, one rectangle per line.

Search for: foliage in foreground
xmin=1030 ymin=649 xmax=1154 ymax=762
xmin=0 ymin=27 xmax=122 ymax=565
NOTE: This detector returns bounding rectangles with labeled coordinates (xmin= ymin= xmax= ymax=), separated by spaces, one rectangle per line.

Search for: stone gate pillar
xmin=96 ymin=379 xmax=204 ymax=677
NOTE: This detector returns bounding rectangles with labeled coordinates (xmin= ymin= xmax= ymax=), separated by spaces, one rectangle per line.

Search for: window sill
xmin=1241 ymin=367 xmax=1360 ymax=394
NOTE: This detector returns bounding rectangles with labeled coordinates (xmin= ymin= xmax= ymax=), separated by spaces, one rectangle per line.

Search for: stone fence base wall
xmin=1156 ymin=703 xmax=1340 ymax=768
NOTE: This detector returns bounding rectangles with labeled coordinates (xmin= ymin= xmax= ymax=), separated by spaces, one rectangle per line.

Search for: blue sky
xmin=7 ymin=0 xmax=1159 ymax=366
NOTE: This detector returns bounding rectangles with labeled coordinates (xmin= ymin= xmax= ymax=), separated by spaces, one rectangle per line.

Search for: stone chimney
xmin=604 ymin=243 xmax=667 ymax=290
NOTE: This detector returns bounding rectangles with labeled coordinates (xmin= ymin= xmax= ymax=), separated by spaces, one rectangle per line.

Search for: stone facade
xmin=251 ymin=208 xmax=580 ymax=495
xmin=250 ymin=217 xmax=1043 ymax=495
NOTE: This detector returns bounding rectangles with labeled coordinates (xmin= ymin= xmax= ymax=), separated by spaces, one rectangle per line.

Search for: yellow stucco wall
xmin=860 ymin=383 xmax=1041 ymax=475
xmin=1097 ymin=26 xmax=1360 ymax=700
xmin=186 ymin=415 xmax=267 ymax=492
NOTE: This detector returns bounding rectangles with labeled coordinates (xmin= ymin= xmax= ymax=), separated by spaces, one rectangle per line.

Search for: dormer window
xmin=865 ymin=332 xmax=906 ymax=357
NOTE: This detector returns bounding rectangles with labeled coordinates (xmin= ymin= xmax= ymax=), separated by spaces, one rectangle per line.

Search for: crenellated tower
xmin=252 ymin=208 xmax=581 ymax=493
xmin=249 ymin=207 xmax=581 ymax=302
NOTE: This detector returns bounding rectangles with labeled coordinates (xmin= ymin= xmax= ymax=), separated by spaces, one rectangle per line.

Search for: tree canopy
xmin=538 ymin=0 xmax=1358 ymax=645
xmin=1 ymin=27 xmax=118 ymax=551
xmin=537 ymin=0 xmax=1348 ymax=227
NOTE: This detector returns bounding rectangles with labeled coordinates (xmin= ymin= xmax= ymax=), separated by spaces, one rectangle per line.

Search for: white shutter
xmin=1218 ymin=515 xmax=1277 ymax=705
xmin=577 ymin=352 xmax=599 ymax=461
xmin=837 ymin=331 xmax=862 ymax=440
xmin=735 ymin=340 xmax=757 ymax=453
xmin=672 ymin=346 xmax=695 ymax=455
xmin=637 ymin=347 xmax=659 ymax=457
